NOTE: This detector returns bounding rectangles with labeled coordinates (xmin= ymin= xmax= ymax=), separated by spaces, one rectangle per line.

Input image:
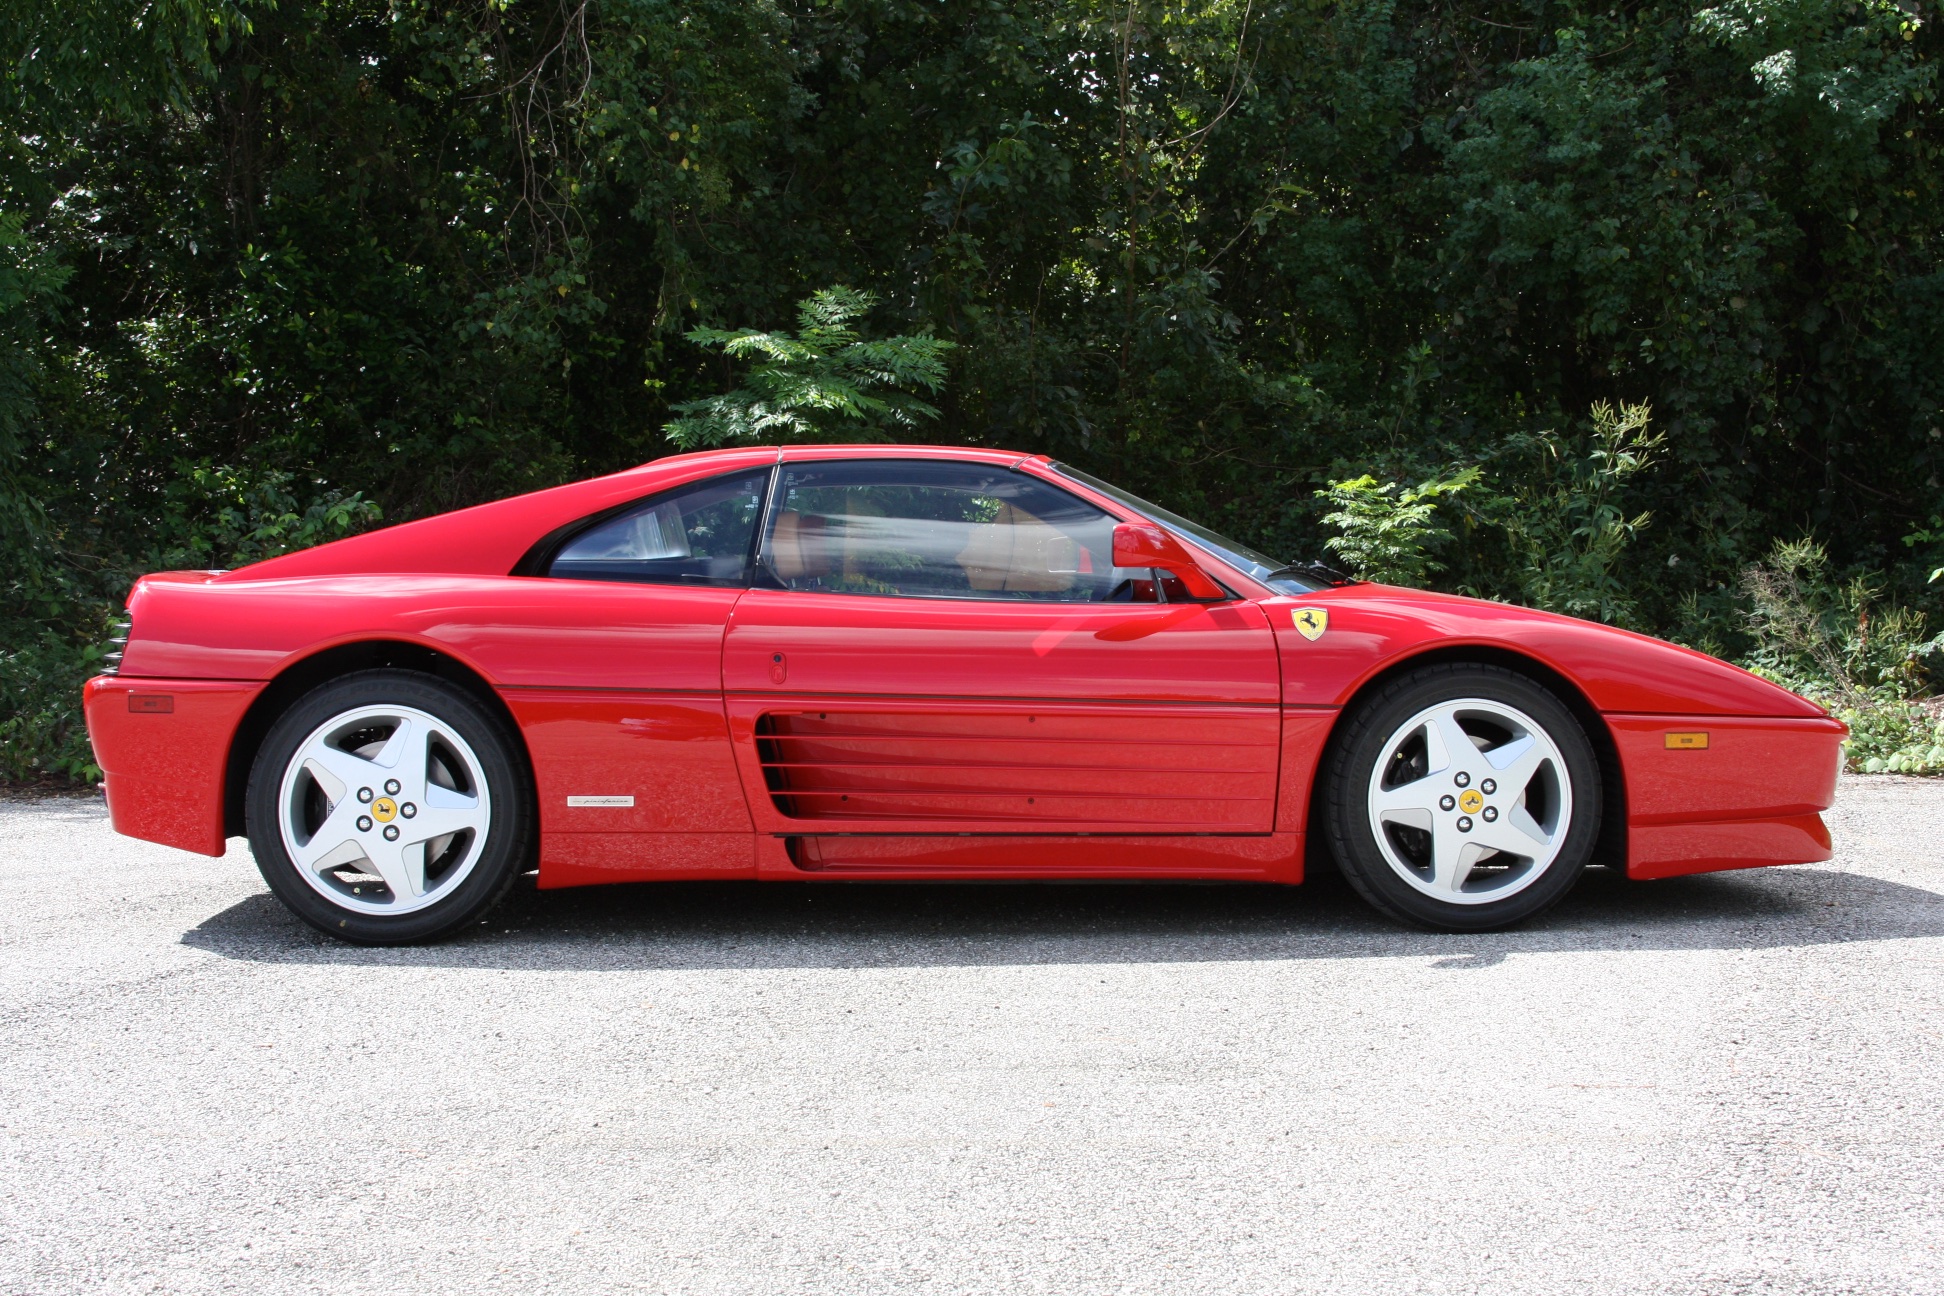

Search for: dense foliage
xmin=1739 ymin=538 xmax=1944 ymax=771
xmin=664 ymin=286 xmax=954 ymax=448
xmin=3 ymin=0 xmax=1941 ymax=781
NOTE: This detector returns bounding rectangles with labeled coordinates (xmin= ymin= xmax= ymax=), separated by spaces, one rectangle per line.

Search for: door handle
xmin=769 ymin=652 xmax=787 ymax=685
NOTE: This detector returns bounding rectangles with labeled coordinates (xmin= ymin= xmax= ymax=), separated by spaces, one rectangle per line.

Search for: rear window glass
xmin=548 ymin=469 xmax=769 ymax=587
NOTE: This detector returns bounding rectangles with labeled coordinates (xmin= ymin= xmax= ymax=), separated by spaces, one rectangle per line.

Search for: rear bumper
xmin=83 ymin=675 xmax=264 ymax=857
xmin=1607 ymin=713 xmax=1846 ymax=880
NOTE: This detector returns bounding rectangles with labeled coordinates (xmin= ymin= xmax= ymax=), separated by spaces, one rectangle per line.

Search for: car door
xmin=490 ymin=462 xmax=773 ymax=877
xmin=721 ymin=455 xmax=1283 ymax=841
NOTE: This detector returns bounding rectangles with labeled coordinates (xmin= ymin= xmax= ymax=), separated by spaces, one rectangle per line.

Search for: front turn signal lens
xmin=1664 ymin=731 xmax=1709 ymax=750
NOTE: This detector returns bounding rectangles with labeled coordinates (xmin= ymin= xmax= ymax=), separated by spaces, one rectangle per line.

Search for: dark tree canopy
xmin=2 ymin=0 xmax=1941 ymax=778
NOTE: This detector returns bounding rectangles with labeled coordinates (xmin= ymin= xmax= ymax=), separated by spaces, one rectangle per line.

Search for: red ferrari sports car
xmin=84 ymin=445 xmax=1844 ymax=943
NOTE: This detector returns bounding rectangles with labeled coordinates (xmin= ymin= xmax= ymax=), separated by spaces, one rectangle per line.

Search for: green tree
xmin=664 ymin=288 xmax=955 ymax=448
xmin=4 ymin=0 xmax=1944 ymax=781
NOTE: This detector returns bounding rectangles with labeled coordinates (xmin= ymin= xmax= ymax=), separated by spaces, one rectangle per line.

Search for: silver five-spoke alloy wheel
xmin=277 ymin=703 xmax=493 ymax=916
xmin=1365 ymin=697 xmax=1572 ymax=905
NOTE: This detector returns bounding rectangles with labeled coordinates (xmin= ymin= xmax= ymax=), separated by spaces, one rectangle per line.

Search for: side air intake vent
xmin=753 ymin=707 xmax=1278 ymax=830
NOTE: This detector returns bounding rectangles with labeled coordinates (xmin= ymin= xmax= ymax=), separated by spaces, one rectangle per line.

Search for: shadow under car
xmin=180 ymin=860 xmax=1944 ymax=972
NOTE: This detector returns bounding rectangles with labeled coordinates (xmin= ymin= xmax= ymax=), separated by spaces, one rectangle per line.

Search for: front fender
xmin=1262 ymin=587 xmax=1825 ymax=718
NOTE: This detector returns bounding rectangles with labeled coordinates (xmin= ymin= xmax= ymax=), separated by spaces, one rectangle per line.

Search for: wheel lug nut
xmin=1457 ymin=816 xmax=1473 ymax=832
xmin=1481 ymin=779 xmax=1497 ymax=795
xmin=1454 ymin=772 xmax=1470 ymax=788
xmin=357 ymin=787 xmax=374 ymax=804
xmin=383 ymin=825 xmax=400 ymax=841
xmin=401 ymin=802 xmax=417 ymax=818
xmin=384 ymin=779 xmax=402 ymax=795
xmin=1439 ymin=795 xmax=1456 ymax=811
xmin=357 ymin=815 xmax=374 ymax=832
xmin=1483 ymin=806 xmax=1499 ymax=822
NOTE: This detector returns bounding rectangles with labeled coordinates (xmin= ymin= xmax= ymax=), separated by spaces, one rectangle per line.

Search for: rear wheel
xmin=1324 ymin=664 xmax=1601 ymax=931
xmin=245 ymin=670 xmax=532 ymax=944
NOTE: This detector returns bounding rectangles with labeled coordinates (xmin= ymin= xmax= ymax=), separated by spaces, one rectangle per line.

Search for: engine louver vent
xmin=753 ymin=708 xmax=1278 ymax=831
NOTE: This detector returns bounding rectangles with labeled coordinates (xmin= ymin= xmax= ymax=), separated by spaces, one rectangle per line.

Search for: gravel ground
xmin=1 ymin=779 xmax=1941 ymax=1295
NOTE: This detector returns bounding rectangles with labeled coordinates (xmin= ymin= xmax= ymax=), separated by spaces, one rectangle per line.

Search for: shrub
xmin=1316 ymin=401 xmax=1662 ymax=626
xmin=1742 ymin=538 xmax=1941 ymax=706
xmin=1316 ymin=468 xmax=1480 ymax=586
xmin=0 ymin=467 xmax=377 ymax=786
xmin=1841 ymin=700 xmax=1944 ymax=776
xmin=1481 ymin=402 xmax=1663 ymax=628
xmin=1740 ymin=538 xmax=1944 ymax=773
xmin=0 ymin=631 xmax=109 ymax=785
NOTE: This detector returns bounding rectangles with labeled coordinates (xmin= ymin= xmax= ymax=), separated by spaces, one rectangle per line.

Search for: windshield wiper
xmin=1264 ymin=562 xmax=1358 ymax=587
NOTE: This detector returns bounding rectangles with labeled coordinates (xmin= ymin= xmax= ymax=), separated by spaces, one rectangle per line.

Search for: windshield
xmin=1050 ymin=463 xmax=1331 ymax=594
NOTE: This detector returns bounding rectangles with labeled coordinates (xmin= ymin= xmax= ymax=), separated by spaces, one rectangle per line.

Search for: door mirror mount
xmin=1111 ymin=523 xmax=1226 ymax=601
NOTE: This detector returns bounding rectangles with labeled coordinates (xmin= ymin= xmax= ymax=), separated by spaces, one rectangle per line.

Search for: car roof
xmin=217 ymin=444 xmax=1061 ymax=583
xmin=772 ymin=444 xmax=1044 ymax=466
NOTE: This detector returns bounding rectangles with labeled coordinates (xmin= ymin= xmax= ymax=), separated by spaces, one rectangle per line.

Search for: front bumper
xmin=1607 ymin=713 xmax=1847 ymax=880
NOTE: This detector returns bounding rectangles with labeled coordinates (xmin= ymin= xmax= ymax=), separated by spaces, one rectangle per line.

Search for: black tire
xmin=245 ymin=669 xmax=533 ymax=944
xmin=1323 ymin=663 xmax=1602 ymax=932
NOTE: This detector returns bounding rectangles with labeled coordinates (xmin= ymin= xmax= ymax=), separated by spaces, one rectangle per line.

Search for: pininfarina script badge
xmin=1292 ymin=607 xmax=1329 ymax=641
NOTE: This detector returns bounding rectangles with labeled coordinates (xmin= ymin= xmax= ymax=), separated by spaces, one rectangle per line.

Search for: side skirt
xmin=759 ymin=832 xmax=1304 ymax=883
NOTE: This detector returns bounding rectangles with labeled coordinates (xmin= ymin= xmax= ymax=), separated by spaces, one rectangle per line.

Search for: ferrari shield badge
xmin=1292 ymin=607 xmax=1329 ymax=640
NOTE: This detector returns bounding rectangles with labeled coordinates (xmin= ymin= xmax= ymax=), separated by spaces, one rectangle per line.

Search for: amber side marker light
xmin=128 ymin=694 xmax=174 ymax=714
xmin=1664 ymin=731 xmax=1709 ymax=750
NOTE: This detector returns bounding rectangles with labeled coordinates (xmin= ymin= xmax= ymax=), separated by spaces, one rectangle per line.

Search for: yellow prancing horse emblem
xmin=1458 ymin=789 xmax=1485 ymax=814
xmin=1292 ymin=607 xmax=1330 ymax=641
xmin=372 ymin=796 xmax=398 ymax=823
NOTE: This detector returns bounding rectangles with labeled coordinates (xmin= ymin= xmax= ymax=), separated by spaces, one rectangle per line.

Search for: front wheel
xmin=1323 ymin=664 xmax=1602 ymax=932
xmin=245 ymin=670 xmax=533 ymax=944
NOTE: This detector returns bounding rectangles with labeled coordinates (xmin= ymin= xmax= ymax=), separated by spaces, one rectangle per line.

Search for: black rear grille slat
xmin=100 ymin=618 xmax=132 ymax=676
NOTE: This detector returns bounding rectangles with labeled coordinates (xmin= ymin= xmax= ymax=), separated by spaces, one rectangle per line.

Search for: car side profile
xmin=83 ymin=445 xmax=1845 ymax=943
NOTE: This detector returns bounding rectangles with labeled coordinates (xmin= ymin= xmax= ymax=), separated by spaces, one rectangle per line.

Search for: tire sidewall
xmin=1326 ymin=664 xmax=1602 ymax=932
xmin=246 ymin=670 xmax=532 ymax=944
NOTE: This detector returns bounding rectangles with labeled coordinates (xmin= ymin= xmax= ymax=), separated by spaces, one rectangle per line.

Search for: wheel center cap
xmin=1458 ymin=789 xmax=1485 ymax=814
xmin=372 ymin=797 xmax=399 ymax=823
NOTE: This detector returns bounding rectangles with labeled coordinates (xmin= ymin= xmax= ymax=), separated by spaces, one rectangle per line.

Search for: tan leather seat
xmin=958 ymin=502 xmax=1077 ymax=593
xmin=770 ymin=511 xmax=832 ymax=581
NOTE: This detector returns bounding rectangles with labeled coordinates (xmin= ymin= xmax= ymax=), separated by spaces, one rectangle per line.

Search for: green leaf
xmin=665 ymin=287 xmax=955 ymax=449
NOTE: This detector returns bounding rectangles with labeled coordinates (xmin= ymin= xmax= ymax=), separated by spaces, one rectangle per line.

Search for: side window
xmin=547 ymin=469 xmax=769 ymax=587
xmin=761 ymin=460 xmax=1160 ymax=602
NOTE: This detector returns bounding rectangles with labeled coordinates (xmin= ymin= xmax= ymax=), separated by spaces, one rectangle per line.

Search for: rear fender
xmin=84 ymin=675 xmax=262 ymax=856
